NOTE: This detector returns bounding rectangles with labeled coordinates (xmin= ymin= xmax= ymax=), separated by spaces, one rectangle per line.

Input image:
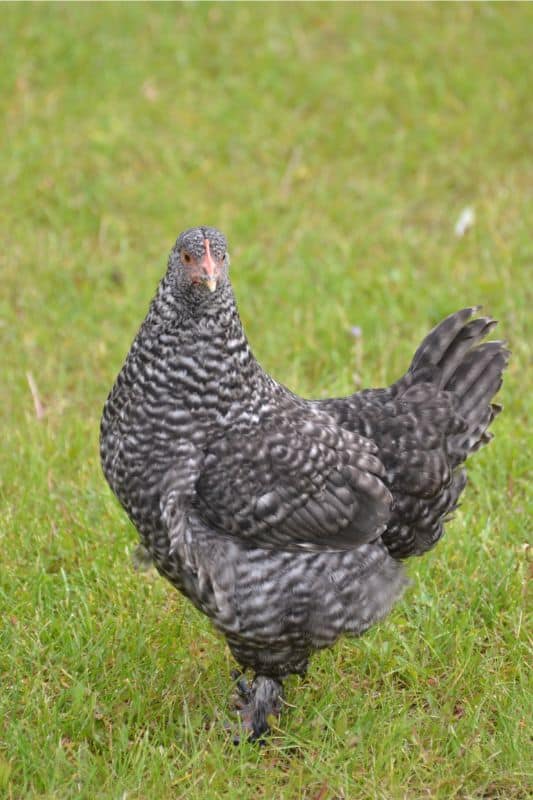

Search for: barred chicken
xmin=100 ymin=226 xmax=508 ymax=740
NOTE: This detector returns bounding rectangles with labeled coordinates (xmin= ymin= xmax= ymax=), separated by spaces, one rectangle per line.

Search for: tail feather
xmin=407 ymin=309 xmax=509 ymax=465
xmin=410 ymin=307 xmax=479 ymax=373
xmin=323 ymin=306 xmax=508 ymax=561
xmin=446 ymin=341 xmax=506 ymax=401
xmin=380 ymin=306 xmax=508 ymax=560
xmin=436 ymin=318 xmax=498 ymax=387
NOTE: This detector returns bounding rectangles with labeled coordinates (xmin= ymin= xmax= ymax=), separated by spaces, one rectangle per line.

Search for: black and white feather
xmin=100 ymin=227 xmax=508 ymax=739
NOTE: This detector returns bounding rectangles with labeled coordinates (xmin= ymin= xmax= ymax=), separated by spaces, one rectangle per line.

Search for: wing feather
xmin=195 ymin=408 xmax=392 ymax=550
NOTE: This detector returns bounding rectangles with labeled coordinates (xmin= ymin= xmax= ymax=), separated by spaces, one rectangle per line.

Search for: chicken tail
xmin=380 ymin=308 xmax=508 ymax=560
xmin=405 ymin=307 xmax=509 ymax=466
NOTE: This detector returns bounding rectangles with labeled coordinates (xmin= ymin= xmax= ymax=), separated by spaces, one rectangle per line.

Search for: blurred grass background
xmin=0 ymin=3 xmax=531 ymax=799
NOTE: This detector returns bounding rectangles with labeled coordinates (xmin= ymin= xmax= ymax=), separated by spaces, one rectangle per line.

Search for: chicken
xmin=100 ymin=226 xmax=508 ymax=740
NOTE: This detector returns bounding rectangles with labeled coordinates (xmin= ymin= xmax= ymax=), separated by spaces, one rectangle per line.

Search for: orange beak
xmin=200 ymin=238 xmax=219 ymax=292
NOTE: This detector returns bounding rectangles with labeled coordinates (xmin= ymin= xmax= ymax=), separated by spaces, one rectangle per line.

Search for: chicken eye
xmin=182 ymin=251 xmax=192 ymax=265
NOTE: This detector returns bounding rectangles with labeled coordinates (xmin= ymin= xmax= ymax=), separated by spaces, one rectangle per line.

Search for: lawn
xmin=0 ymin=3 xmax=531 ymax=798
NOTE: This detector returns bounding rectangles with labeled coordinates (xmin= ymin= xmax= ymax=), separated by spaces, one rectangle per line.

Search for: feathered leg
xmin=231 ymin=674 xmax=284 ymax=743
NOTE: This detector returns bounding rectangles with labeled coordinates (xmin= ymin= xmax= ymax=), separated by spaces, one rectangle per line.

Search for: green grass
xmin=1 ymin=3 xmax=531 ymax=798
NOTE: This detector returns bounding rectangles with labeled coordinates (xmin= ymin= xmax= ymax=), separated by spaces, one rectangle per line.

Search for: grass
xmin=0 ymin=3 xmax=531 ymax=798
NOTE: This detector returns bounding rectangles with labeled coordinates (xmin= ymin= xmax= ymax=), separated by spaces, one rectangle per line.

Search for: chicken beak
xmin=201 ymin=238 xmax=219 ymax=293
